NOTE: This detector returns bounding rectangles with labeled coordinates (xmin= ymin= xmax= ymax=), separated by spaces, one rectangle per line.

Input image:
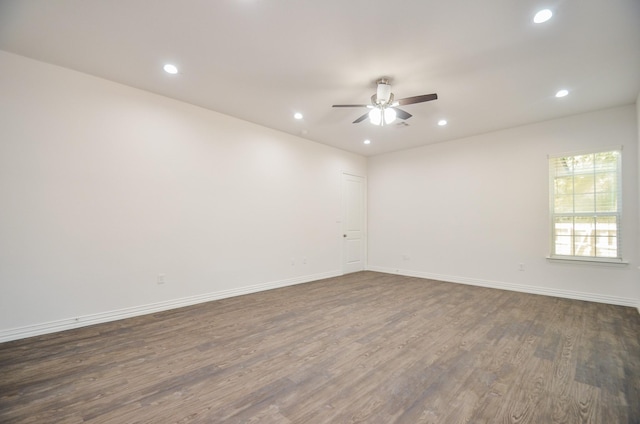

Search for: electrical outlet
xmin=157 ymin=274 xmax=166 ymax=284
xmin=518 ymin=263 xmax=525 ymax=271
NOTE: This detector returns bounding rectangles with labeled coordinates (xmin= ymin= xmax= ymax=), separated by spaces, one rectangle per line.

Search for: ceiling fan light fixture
xmin=384 ymin=108 xmax=397 ymax=124
xmin=369 ymin=108 xmax=382 ymax=125
xmin=368 ymin=107 xmax=397 ymax=126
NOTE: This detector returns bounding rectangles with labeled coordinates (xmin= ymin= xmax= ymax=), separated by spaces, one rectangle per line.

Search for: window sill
xmin=546 ymin=256 xmax=629 ymax=267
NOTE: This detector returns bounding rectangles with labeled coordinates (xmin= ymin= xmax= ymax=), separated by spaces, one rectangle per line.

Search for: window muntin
xmin=549 ymin=150 xmax=621 ymax=261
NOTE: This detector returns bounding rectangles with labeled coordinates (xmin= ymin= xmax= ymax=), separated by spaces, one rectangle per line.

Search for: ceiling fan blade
xmin=332 ymin=104 xmax=369 ymax=108
xmin=353 ymin=112 xmax=370 ymax=123
xmin=396 ymin=93 xmax=438 ymax=106
xmin=392 ymin=107 xmax=412 ymax=120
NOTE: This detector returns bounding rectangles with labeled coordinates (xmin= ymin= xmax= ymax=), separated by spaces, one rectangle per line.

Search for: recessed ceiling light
xmin=163 ymin=64 xmax=178 ymax=74
xmin=555 ymin=89 xmax=569 ymax=98
xmin=363 ymin=139 xmax=371 ymax=145
xmin=294 ymin=112 xmax=303 ymax=120
xmin=534 ymin=9 xmax=553 ymax=24
xmin=438 ymin=119 xmax=448 ymax=126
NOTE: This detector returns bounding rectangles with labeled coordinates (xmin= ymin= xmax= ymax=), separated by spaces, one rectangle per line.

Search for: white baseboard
xmin=367 ymin=266 xmax=640 ymax=309
xmin=4 ymin=268 xmax=637 ymax=343
xmin=0 ymin=270 xmax=341 ymax=343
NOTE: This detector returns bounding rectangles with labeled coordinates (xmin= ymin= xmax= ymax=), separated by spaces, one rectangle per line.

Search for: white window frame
xmin=548 ymin=147 xmax=627 ymax=265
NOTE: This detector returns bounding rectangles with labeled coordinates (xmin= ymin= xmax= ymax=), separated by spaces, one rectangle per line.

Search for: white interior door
xmin=342 ymin=173 xmax=366 ymax=274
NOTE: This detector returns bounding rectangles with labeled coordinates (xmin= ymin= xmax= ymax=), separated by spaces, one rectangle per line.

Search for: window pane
xmin=595 ymin=216 xmax=617 ymax=235
xmin=595 ymin=172 xmax=617 ymax=212
xmin=574 ymin=217 xmax=595 ymax=257
xmin=574 ymin=194 xmax=594 ymax=213
xmin=596 ymin=237 xmax=617 ymax=257
xmin=595 ymin=172 xmax=615 ymax=193
xmin=554 ymin=195 xmax=573 ymax=213
xmin=554 ymin=217 xmax=573 ymax=235
xmin=554 ymin=235 xmax=573 ymax=255
xmin=553 ymin=158 xmax=574 ymax=175
xmin=554 ymin=176 xmax=573 ymax=195
xmin=572 ymin=154 xmax=595 ymax=173
xmin=574 ymin=174 xmax=594 ymax=194
xmin=553 ymin=217 xmax=573 ymax=256
xmin=575 ymin=236 xmax=595 ymax=256
xmin=594 ymin=151 xmax=619 ymax=171
xmin=575 ymin=216 xmax=595 ymax=233
xmin=595 ymin=192 xmax=617 ymax=212
xmin=595 ymin=216 xmax=617 ymax=257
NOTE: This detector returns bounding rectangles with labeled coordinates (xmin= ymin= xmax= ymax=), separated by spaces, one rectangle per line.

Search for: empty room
xmin=1 ymin=1 xmax=639 ymax=423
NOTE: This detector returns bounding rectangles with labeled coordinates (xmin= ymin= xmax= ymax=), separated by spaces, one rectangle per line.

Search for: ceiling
xmin=1 ymin=0 xmax=639 ymax=156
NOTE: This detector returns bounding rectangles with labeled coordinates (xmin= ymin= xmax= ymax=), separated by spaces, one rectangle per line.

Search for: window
xmin=549 ymin=149 xmax=622 ymax=261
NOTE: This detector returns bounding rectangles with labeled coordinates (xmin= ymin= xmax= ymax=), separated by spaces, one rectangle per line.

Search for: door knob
xmin=343 ymin=234 xmax=347 ymax=238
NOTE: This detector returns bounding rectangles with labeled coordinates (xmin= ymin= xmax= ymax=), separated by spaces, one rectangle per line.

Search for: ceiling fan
xmin=333 ymin=78 xmax=438 ymax=126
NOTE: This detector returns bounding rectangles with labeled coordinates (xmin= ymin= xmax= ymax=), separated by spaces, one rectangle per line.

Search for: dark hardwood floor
xmin=1 ymin=271 xmax=639 ymax=423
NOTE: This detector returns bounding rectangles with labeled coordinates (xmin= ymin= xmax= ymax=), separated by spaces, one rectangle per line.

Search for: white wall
xmin=637 ymin=91 xmax=640 ymax=308
xmin=368 ymin=105 xmax=639 ymax=306
xmin=1 ymin=49 xmax=637 ymax=342
xmin=0 ymin=51 xmax=366 ymax=340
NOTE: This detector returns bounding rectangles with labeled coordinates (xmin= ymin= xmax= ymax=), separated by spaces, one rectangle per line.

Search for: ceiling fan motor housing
xmin=375 ymin=80 xmax=393 ymax=105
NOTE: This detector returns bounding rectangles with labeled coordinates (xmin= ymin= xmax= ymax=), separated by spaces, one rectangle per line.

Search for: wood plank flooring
xmin=1 ymin=271 xmax=639 ymax=423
